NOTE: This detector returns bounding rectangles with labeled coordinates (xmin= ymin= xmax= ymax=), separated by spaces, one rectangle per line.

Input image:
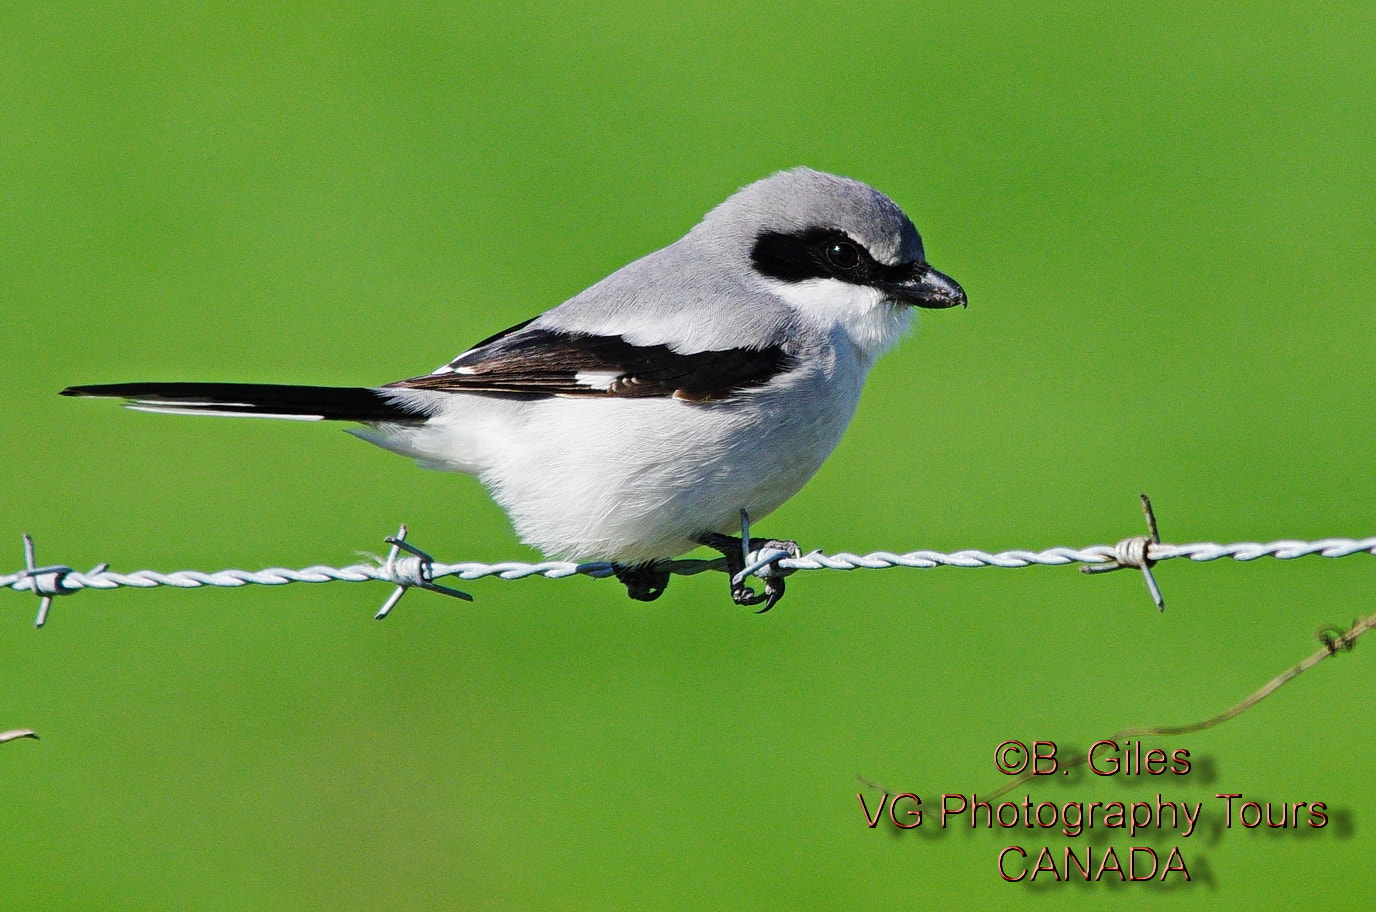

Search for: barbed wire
xmin=5 ymin=497 xmax=1376 ymax=627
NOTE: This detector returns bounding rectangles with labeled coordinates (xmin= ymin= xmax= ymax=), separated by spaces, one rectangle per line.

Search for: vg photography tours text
xmin=858 ymin=740 xmax=1332 ymax=884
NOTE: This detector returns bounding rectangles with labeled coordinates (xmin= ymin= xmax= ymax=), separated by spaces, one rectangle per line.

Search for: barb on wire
xmin=1080 ymin=494 xmax=1165 ymax=610
xmin=374 ymin=524 xmax=473 ymax=619
xmin=6 ymin=497 xmax=1376 ymax=626
xmin=15 ymin=533 xmax=106 ymax=628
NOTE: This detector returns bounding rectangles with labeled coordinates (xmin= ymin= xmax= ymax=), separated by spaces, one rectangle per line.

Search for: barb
xmin=14 ymin=533 xmax=106 ymax=628
xmin=374 ymin=524 xmax=474 ymax=619
xmin=1080 ymin=494 xmax=1165 ymax=610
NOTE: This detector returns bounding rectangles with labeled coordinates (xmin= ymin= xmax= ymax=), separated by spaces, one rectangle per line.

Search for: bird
xmin=62 ymin=167 xmax=965 ymax=611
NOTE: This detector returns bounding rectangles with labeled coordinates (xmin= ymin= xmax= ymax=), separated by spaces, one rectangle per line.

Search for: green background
xmin=3 ymin=1 xmax=1374 ymax=908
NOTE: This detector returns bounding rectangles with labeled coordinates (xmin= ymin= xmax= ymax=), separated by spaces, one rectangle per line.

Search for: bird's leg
xmin=613 ymin=562 xmax=671 ymax=602
xmin=695 ymin=532 xmax=801 ymax=612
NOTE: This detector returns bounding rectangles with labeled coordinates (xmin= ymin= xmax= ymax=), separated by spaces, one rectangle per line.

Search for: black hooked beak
xmin=891 ymin=264 xmax=967 ymax=309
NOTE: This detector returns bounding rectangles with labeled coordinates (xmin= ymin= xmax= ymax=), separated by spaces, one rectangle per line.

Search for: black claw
xmin=613 ymin=562 xmax=671 ymax=602
xmin=696 ymin=531 xmax=799 ymax=611
xmin=755 ymin=577 xmax=786 ymax=613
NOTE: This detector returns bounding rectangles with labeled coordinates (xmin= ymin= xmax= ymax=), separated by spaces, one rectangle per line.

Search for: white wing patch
xmin=429 ymin=363 xmax=477 ymax=376
xmin=573 ymin=370 xmax=621 ymax=391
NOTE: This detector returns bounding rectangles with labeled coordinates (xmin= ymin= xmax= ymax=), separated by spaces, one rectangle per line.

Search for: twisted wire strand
xmin=5 ymin=537 xmax=1376 ymax=596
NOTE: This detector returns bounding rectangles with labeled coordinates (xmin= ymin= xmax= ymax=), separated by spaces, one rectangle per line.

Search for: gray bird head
xmin=695 ymin=167 xmax=966 ymax=312
xmin=534 ymin=167 xmax=962 ymax=360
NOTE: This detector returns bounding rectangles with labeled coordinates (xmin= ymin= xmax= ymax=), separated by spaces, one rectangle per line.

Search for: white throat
xmin=768 ymin=278 xmax=913 ymax=365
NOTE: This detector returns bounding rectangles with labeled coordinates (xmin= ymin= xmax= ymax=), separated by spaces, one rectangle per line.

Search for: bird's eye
xmin=825 ymin=241 xmax=861 ymax=270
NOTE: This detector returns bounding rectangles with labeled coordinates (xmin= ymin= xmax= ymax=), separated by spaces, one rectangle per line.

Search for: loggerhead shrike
xmin=63 ymin=167 xmax=965 ymax=610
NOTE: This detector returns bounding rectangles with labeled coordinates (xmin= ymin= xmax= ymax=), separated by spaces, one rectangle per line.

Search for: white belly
xmin=360 ymin=349 xmax=869 ymax=563
xmin=489 ymin=362 xmax=863 ymax=561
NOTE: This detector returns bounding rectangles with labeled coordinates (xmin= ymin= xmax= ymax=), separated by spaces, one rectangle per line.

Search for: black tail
xmin=60 ymin=382 xmax=427 ymax=423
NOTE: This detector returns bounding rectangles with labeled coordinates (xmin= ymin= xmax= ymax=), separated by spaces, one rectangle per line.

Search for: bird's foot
xmin=696 ymin=532 xmax=801 ymax=612
xmin=613 ymin=562 xmax=672 ymax=602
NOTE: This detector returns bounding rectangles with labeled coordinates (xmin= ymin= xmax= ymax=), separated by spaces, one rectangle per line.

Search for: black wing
xmin=388 ymin=323 xmax=796 ymax=402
